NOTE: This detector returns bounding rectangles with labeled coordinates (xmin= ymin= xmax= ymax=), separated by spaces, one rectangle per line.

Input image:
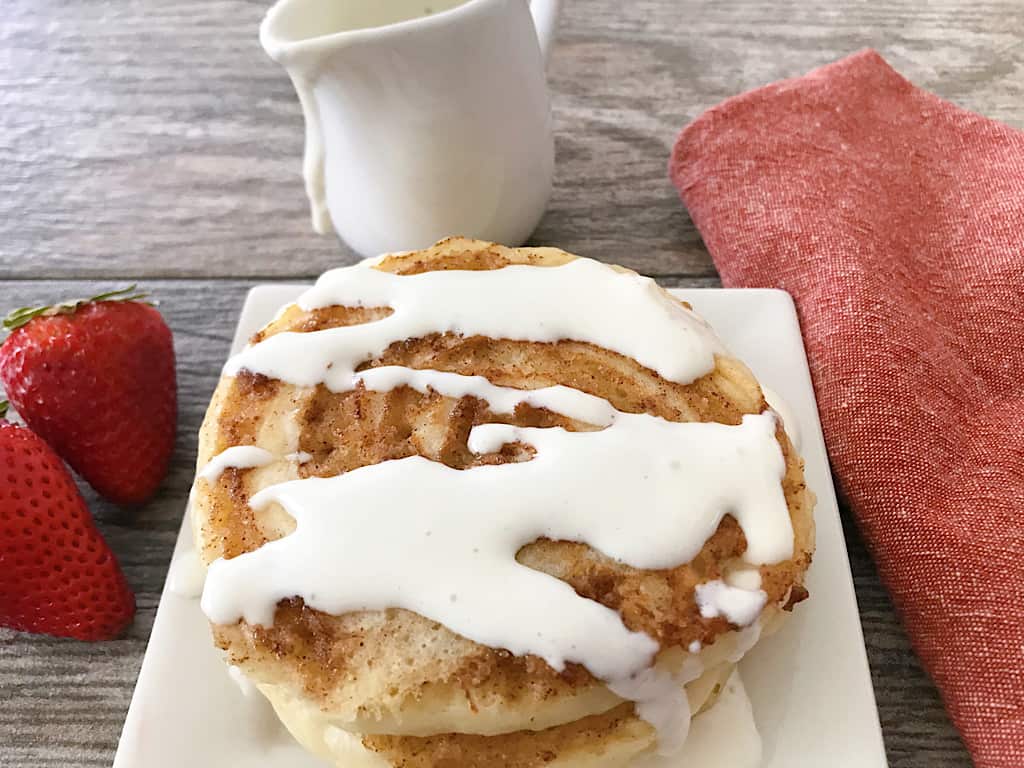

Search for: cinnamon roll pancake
xmin=191 ymin=237 xmax=815 ymax=766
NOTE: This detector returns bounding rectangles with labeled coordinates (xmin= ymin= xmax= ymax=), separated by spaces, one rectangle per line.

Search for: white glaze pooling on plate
xmin=203 ymin=260 xmax=794 ymax=756
xmin=224 ymin=259 xmax=722 ymax=391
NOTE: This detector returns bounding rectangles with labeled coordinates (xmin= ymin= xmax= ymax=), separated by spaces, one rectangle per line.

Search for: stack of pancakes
xmin=191 ymin=238 xmax=815 ymax=767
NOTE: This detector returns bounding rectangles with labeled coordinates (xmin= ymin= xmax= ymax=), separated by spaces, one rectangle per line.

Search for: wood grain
xmin=1 ymin=1 xmax=1021 ymax=279
xmin=2 ymin=0 xmax=1015 ymax=765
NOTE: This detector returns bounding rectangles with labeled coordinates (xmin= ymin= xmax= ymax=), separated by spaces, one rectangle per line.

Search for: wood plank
xmin=0 ymin=278 xmax=970 ymax=767
xmin=0 ymin=279 xmax=249 ymax=768
xmin=1 ymin=1 xmax=1021 ymax=279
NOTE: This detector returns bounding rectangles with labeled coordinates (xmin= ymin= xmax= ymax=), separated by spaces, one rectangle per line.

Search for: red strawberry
xmin=0 ymin=401 xmax=135 ymax=639
xmin=0 ymin=287 xmax=176 ymax=505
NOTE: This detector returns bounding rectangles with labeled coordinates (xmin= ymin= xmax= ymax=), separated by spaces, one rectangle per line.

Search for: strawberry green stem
xmin=0 ymin=400 xmax=8 ymax=419
xmin=3 ymin=286 xmax=149 ymax=332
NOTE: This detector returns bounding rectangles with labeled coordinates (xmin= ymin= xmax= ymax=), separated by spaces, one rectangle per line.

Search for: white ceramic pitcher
xmin=261 ymin=0 xmax=561 ymax=258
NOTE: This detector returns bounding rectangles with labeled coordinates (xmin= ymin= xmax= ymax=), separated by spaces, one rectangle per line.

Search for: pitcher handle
xmin=529 ymin=0 xmax=562 ymax=66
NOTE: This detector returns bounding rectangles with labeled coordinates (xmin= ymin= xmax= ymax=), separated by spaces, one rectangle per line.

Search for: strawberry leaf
xmin=3 ymin=286 xmax=150 ymax=332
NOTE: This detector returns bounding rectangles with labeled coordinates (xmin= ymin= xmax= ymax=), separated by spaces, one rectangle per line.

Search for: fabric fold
xmin=670 ymin=49 xmax=1024 ymax=768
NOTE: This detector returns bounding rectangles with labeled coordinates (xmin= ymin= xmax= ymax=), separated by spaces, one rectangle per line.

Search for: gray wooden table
xmin=4 ymin=0 xmax=1020 ymax=765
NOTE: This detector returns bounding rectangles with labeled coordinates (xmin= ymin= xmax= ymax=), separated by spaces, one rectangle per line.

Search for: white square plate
xmin=113 ymin=286 xmax=888 ymax=768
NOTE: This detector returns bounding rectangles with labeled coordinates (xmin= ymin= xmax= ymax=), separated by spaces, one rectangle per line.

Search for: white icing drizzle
xmin=725 ymin=566 xmax=763 ymax=592
xmin=223 ymin=259 xmax=722 ymax=391
xmin=356 ymin=366 xmax=617 ymax=426
xmin=167 ymin=549 xmax=207 ymax=599
xmin=199 ymin=257 xmax=797 ymax=755
xmin=203 ymin=408 xmax=789 ymax=634
xmin=688 ymin=640 xmax=702 ymax=654
xmin=463 ymin=412 xmax=790 ymax=567
xmin=199 ymin=446 xmax=275 ymax=482
xmin=610 ymin=656 xmax=703 ymax=756
xmin=761 ymin=385 xmax=801 ymax=452
xmin=202 ymin=404 xmax=789 ymax=756
xmin=199 ymin=446 xmax=315 ymax=485
xmin=629 ymin=668 xmax=762 ymax=768
xmin=695 ymin=581 xmax=768 ymax=627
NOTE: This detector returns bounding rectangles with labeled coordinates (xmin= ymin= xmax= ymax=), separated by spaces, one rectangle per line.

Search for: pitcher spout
xmin=261 ymin=0 xmax=484 ymax=68
xmin=260 ymin=0 xmax=358 ymax=70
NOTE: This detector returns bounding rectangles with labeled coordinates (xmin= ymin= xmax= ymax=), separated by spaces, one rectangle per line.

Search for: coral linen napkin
xmin=670 ymin=49 xmax=1023 ymax=767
